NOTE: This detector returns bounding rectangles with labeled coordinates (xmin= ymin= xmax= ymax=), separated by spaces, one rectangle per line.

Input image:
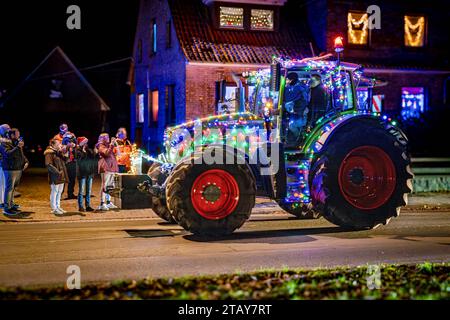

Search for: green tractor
xmin=141 ymin=56 xmax=413 ymax=237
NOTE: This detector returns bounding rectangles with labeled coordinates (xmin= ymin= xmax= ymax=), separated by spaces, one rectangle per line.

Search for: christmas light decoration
xmin=251 ymin=9 xmax=274 ymax=30
xmin=404 ymin=16 xmax=425 ymax=47
xmin=347 ymin=12 xmax=368 ymax=45
xmin=220 ymin=7 xmax=244 ymax=28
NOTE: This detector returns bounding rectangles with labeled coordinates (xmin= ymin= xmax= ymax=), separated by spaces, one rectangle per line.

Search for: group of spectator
xmin=0 ymin=123 xmax=133 ymax=217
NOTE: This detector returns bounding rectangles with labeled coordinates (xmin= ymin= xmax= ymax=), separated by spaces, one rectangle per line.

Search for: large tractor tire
xmin=166 ymin=148 xmax=256 ymax=237
xmin=310 ymin=119 xmax=413 ymax=230
xmin=147 ymin=163 xmax=177 ymax=224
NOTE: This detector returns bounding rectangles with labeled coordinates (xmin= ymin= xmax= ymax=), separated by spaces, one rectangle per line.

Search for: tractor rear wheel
xmin=147 ymin=163 xmax=177 ymax=224
xmin=166 ymin=149 xmax=256 ymax=236
xmin=310 ymin=120 xmax=413 ymax=230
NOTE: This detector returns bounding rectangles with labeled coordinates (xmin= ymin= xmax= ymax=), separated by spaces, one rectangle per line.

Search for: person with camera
xmin=75 ymin=136 xmax=97 ymax=212
xmin=113 ymin=127 xmax=132 ymax=174
xmin=44 ymin=139 xmax=69 ymax=215
xmin=53 ymin=124 xmax=78 ymax=200
xmin=0 ymin=128 xmax=29 ymax=216
xmin=96 ymin=133 xmax=119 ymax=211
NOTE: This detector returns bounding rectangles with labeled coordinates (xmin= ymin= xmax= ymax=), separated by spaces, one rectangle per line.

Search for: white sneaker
xmin=97 ymin=204 xmax=109 ymax=211
xmin=58 ymin=208 xmax=67 ymax=214
xmin=107 ymin=203 xmax=118 ymax=210
xmin=52 ymin=209 xmax=64 ymax=216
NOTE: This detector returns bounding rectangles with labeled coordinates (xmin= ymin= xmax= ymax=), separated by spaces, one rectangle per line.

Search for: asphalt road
xmin=0 ymin=210 xmax=449 ymax=288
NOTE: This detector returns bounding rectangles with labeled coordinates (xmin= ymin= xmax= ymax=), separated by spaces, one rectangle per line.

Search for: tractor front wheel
xmin=166 ymin=151 xmax=256 ymax=237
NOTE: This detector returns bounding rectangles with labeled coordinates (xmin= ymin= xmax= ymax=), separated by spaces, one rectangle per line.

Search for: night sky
xmin=0 ymin=0 xmax=139 ymax=98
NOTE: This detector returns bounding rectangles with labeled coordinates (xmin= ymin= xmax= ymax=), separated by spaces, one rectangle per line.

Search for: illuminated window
xmin=150 ymin=19 xmax=157 ymax=55
xmin=136 ymin=93 xmax=144 ymax=124
xmin=251 ymin=9 xmax=274 ymax=30
xmin=347 ymin=11 xmax=369 ymax=45
xmin=401 ymin=87 xmax=426 ymax=119
xmin=404 ymin=15 xmax=426 ymax=47
xmin=220 ymin=7 xmax=244 ymax=29
xmin=356 ymin=88 xmax=369 ymax=110
xmin=149 ymin=90 xmax=159 ymax=127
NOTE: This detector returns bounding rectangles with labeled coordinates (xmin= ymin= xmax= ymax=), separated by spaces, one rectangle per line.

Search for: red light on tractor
xmin=334 ymin=36 xmax=344 ymax=53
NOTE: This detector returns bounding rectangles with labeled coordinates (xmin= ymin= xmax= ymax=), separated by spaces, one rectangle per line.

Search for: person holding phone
xmin=0 ymin=128 xmax=29 ymax=216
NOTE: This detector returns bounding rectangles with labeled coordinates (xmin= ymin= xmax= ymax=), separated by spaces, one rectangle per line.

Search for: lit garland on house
xmin=404 ymin=16 xmax=425 ymax=47
xmin=220 ymin=7 xmax=244 ymax=28
xmin=347 ymin=12 xmax=368 ymax=45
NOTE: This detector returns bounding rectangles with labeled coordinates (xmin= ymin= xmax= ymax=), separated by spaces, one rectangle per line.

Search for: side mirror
xmin=270 ymin=62 xmax=281 ymax=92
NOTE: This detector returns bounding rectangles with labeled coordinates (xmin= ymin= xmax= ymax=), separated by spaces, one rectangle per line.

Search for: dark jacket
xmin=309 ymin=85 xmax=330 ymax=123
xmin=44 ymin=147 xmax=69 ymax=185
xmin=0 ymin=140 xmax=28 ymax=171
xmin=284 ymin=83 xmax=309 ymax=115
xmin=75 ymin=146 xmax=98 ymax=178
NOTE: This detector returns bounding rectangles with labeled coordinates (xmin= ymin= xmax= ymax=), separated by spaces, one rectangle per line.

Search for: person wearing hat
xmin=75 ymin=137 xmax=97 ymax=212
xmin=53 ymin=123 xmax=77 ymax=200
xmin=113 ymin=127 xmax=133 ymax=173
xmin=44 ymin=139 xmax=69 ymax=215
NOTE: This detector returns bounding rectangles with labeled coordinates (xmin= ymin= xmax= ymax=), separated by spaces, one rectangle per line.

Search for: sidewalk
xmin=1 ymin=169 xmax=449 ymax=224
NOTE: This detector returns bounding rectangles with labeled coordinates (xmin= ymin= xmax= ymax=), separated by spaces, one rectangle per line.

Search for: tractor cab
xmin=245 ymin=57 xmax=361 ymax=150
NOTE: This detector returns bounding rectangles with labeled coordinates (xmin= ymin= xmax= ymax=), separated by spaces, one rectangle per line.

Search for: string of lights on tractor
xmin=347 ymin=12 xmax=369 ymax=45
xmin=404 ymin=15 xmax=425 ymax=47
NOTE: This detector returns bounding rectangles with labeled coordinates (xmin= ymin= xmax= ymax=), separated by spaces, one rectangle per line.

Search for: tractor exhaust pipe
xmin=231 ymin=73 xmax=246 ymax=113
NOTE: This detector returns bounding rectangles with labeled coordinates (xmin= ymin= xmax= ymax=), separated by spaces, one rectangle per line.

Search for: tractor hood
xmin=163 ymin=112 xmax=265 ymax=164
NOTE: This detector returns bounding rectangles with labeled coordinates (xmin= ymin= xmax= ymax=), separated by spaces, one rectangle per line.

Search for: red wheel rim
xmin=191 ymin=169 xmax=240 ymax=220
xmin=338 ymin=146 xmax=396 ymax=210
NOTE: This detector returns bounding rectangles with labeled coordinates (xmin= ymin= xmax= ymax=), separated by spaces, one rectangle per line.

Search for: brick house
xmin=306 ymin=0 xmax=450 ymax=117
xmin=130 ymin=0 xmax=315 ymax=152
xmin=130 ymin=0 xmax=450 ymax=152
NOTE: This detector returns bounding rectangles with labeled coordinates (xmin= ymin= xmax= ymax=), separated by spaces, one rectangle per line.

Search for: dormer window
xmin=251 ymin=9 xmax=274 ymax=30
xmin=219 ymin=6 xmax=244 ymax=29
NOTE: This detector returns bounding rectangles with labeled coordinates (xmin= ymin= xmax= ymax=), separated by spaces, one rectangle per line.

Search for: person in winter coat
xmin=0 ymin=124 xmax=11 ymax=209
xmin=44 ymin=139 xmax=69 ymax=215
xmin=75 ymin=137 xmax=97 ymax=212
xmin=0 ymin=128 xmax=29 ymax=216
xmin=113 ymin=127 xmax=133 ymax=173
xmin=96 ymin=133 xmax=119 ymax=211
xmin=53 ymin=124 xmax=77 ymax=200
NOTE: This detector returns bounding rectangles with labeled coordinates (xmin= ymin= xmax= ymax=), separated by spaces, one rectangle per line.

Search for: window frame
xmin=150 ymin=18 xmax=157 ymax=56
xmin=401 ymin=86 xmax=427 ymax=119
xmin=403 ymin=14 xmax=428 ymax=49
xmin=149 ymin=89 xmax=159 ymax=128
xmin=165 ymin=85 xmax=176 ymax=126
xmin=250 ymin=8 xmax=275 ymax=31
xmin=214 ymin=2 xmax=279 ymax=32
xmin=347 ymin=10 xmax=371 ymax=48
xmin=136 ymin=93 xmax=145 ymax=124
